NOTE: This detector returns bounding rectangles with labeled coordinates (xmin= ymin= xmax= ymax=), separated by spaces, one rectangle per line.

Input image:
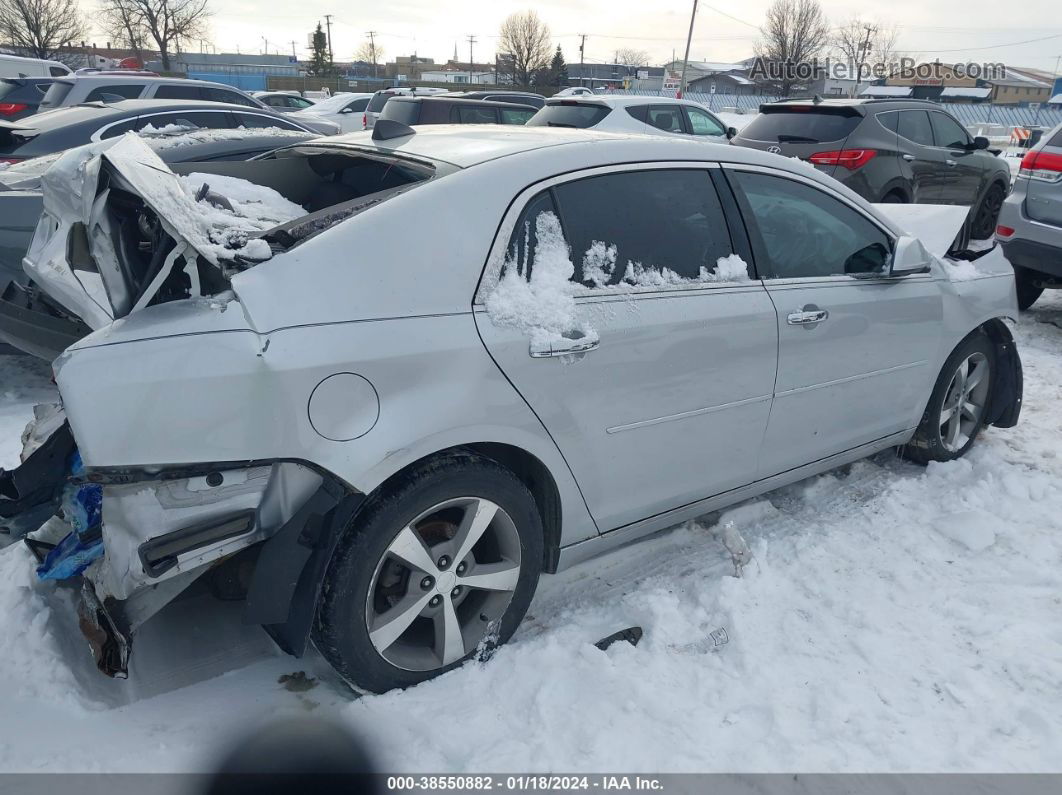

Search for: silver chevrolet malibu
xmin=0 ymin=122 xmax=1022 ymax=693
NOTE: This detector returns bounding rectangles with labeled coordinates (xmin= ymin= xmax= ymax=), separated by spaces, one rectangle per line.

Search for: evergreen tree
xmin=549 ymin=45 xmax=568 ymax=86
xmin=308 ymin=22 xmax=333 ymax=76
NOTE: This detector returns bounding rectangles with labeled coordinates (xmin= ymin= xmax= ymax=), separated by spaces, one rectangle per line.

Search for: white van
xmin=0 ymin=53 xmax=72 ymax=79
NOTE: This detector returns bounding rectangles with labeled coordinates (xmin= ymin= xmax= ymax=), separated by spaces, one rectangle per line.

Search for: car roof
xmin=318 ymin=124 xmax=801 ymax=170
xmin=391 ymin=96 xmax=536 ymax=109
xmin=54 ymin=74 xmax=246 ymax=90
xmin=12 ymin=99 xmax=277 ymax=130
xmin=545 ymin=94 xmax=699 ymax=109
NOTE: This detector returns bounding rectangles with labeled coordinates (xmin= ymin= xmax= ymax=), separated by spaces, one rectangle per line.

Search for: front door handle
xmin=946 ymin=159 xmax=957 ymax=167
xmin=902 ymin=153 xmax=916 ymax=161
xmin=787 ymin=309 xmax=829 ymax=325
xmin=529 ymin=334 xmax=600 ymax=358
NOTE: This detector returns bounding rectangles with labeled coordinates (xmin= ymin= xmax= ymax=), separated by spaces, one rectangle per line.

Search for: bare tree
xmin=756 ymin=0 xmax=830 ymax=96
xmin=615 ymin=47 xmax=648 ymax=66
xmin=833 ymin=16 xmax=900 ymax=84
xmin=99 ymin=0 xmax=210 ymax=71
xmin=100 ymin=0 xmax=147 ymax=63
xmin=354 ymin=38 xmax=383 ymax=74
xmin=0 ymin=0 xmax=84 ymax=60
xmin=498 ymin=10 xmax=551 ymax=87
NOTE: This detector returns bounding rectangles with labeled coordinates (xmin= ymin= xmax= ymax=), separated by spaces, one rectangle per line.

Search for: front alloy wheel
xmin=314 ymin=452 xmax=543 ymax=693
xmin=937 ymin=352 xmax=990 ymax=453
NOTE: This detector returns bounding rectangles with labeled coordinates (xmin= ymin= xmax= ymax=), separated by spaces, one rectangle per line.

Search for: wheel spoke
xmin=955 ymin=358 xmax=969 ymax=392
xmin=386 ymin=525 xmax=438 ymax=575
xmin=964 ymin=364 xmax=986 ymax=393
xmin=940 ymin=400 xmax=959 ymax=423
xmin=433 ymin=596 xmax=466 ymax=665
xmin=452 ymin=499 xmax=498 ymax=566
xmin=946 ymin=410 xmax=963 ymax=449
xmin=369 ymin=591 xmax=434 ymax=652
xmin=962 ymin=400 xmax=980 ymax=421
xmin=458 ymin=559 xmax=521 ymax=593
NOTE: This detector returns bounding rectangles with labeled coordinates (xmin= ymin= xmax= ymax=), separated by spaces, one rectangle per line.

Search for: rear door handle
xmin=787 ymin=309 xmax=829 ymax=325
xmin=902 ymin=153 xmax=916 ymax=161
xmin=946 ymin=159 xmax=957 ymax=167
xmin=529 ymin=334 xmax=600 ymax=358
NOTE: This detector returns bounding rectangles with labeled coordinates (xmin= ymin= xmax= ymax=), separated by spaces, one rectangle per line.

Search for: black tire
xmin=880 ymin=190 xmax=907 ymax=204
xmin=313 ymin=451 xmax=543 ymax=693
xmin=902 ymin=332 xmax=995 ymax=465
xmin=1014 ymin=267 xmax=1044 ymax=311
xmin=971 ymin=182 xmax=1005 ymax=240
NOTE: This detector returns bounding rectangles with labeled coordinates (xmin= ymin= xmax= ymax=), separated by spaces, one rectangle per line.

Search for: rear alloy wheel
xmin=971 ymin=183 xmax=1005 ymax=240
xmin=903 ymin=333 xmax=994 ymax=464
xmin=313 ymin=453 xmax=542 ymax=693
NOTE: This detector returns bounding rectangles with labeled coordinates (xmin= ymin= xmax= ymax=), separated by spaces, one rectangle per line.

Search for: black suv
xmin=379 ymin=96 xmax=538 ymax=127
xmin=441 ymin=90 xmax=546 ymax=109
xmin=731 ymin=98 xmax=1011 ymax=238
xmin=0 ymin=77 xmax=54 ymax=121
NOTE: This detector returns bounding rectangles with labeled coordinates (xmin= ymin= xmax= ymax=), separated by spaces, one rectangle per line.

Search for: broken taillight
xmin=0 ymin=103 xmax=28 ymax=116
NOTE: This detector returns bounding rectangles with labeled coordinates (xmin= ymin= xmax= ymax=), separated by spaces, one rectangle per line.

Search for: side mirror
xmin=890 ymin=236 xmax=932 ymax=277
xmin=725 ymin=126 xmax=737 ymax=140
xmin=972 ymin=135 xmax=989 ymax=150
xmin=339 ymin=107 xmax=354 ymax=114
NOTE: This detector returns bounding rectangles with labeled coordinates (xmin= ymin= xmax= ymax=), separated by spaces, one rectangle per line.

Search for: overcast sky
xmin=95 ymin=0 xmax=1062 ymax=75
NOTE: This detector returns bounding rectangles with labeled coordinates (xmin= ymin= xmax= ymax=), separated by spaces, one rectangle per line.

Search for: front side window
xmin=343 ymin=97 xmax=369 ymax=113
xmin=290 ymin=96 xmax=314 ymax=109
xmin=202 ymin=87 xmax=257 ymax=107
xmin=930 ymin=112 xmax=970 ymax=149
xmin=500 ymin=107 xmax=534 ymax=125
xmin=100 ymin=118 xmax=138 ymax=139
xmin=645 ymin=105 xmax=684 ymax=133
xmin=262 ymin=95 xmax=285 ymax=107
xmin=730 ymin=171 xmax=892 ymax=279
xmin=85 ymin=84 xmax=143 ymax=102
xmin=685 ymin=106 xmax=725 ymax=136
xmin=153 ymin=84 xmax=200 ymax=101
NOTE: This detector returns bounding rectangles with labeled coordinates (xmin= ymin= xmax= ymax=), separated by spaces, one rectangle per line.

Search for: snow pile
xmin=487 ymin=211 xmax=750 ymax=343
xmin=486 ymin=211 xmax=593 ymax=347
xmin=140 ymin=125 xmax=309 ymax=151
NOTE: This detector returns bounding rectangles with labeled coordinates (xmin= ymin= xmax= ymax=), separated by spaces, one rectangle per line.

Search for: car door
xmin=929 ymin=110 xmax=983 ymax=205
xmin=893 ymin=109 xmax=950 ymax=202
xmin=724 ymin=166 xmax=943 ymax=478
xmin=475 ymin=164 xmax=779 ymax=532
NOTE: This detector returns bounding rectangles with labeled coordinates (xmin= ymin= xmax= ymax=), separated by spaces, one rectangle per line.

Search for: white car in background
xmin=253 ymin=91 xmax=318 ymax=112
xmin=291 ymin=92 xmax=374 ymax=133
xmin=554 ymin=86 xmax=593 ymax=97
xmin=527 ymin=95 xmax=737 ymax=140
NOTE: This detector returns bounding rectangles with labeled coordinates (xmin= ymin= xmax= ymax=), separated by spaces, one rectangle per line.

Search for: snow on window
xmin=486 ymin=210 xmax=752 ymax=343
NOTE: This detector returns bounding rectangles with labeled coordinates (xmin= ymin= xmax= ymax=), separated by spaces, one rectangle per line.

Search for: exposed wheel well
xmin=371 ymin=443 xmax=563 ymax=574
xmin=976 ymin=318 xmax=1022 ymax=428
xmin=880 ymin=185 xmax=909 ymax=203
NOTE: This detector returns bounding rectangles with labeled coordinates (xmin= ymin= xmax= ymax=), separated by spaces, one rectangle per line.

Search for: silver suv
xmin=996 ymin=121 xmax=1062 ymax=309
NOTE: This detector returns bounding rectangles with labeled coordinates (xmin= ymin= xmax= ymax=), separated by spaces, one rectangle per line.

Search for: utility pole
xmin=324 ymin=14 xmax=334 ymax=65
xmin=366 ymin=30 xmax=378 ymax=78
xmin=467 ymin=35 xmax=477 ymax=85
xmin=854 ymin=24 xmax=875 ymax=97
xmin=579 ymin=34 xmax=586 ymax=90
xmin=678 ymin=0 xmax=699 ymax=99
xmin=290 ymin=40 xmax=297 ymax=60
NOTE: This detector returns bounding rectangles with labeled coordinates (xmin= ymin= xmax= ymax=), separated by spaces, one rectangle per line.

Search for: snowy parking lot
xmin=0 ymin=286 xmax=1060 ymax=773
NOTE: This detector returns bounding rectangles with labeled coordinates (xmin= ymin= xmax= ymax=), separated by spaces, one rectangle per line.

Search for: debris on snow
xmin=594 ymin=626 xmax=644 ymax=651
xmin=719 ymin=520 xmax=753 ymax=577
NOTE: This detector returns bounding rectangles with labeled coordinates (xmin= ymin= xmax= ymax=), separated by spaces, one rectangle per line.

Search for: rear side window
xmin=730 ymin=170 xmax=891 ymax=279
xmin=138 ymin=111 xmax=235 ymax=131
xmin=367 ymin=92 xmax=394 ymax=113
xmin=261 ymin=95 xmax=285 ymax=107
xmin=553 ymin=169 xmax=733 ymax=285
xmin=453 ymin=105 xmax=498 ymax=124
xmin=896 ymin=110 xmax=934 ymax=146
xmin=930 ymin=112 xmax=969 ymax=149
xmin=506 ymin=191 xmax=558 ymax=278
xmin=49 ymin=66 xmax=69 ymax=76
xmin=1049 ymin=128 xmax=1062 ymax=147
xmin=100 ymin=118 xmax=138 ymax=139
xmin=646 ymin=105 xmax=684 ymax=133
xmin=381 ymin=99 xmax=421 ymax=125
xmin=526 ymin=102 xmax=610 ymax=129
xmin=84 ymin=84 xmax=143 ymax=102
xmin=154 ymin=84 xmax=200 ymax=101
xmin=737 ymin=109 xmax=861 ymax=143
xmin=39 ymin=80 xmax=73 ymax=107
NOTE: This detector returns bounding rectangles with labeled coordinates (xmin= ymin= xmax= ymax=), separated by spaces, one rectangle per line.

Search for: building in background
xmin=145 ymin=52 xmax=299 ymax=91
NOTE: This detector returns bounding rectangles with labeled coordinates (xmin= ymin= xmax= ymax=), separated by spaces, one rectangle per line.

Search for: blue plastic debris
xmin=35 ymin=451 xmax=104 ymax=582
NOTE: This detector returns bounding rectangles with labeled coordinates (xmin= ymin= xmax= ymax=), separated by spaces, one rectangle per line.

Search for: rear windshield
xmin=737 ymin=108 xmax=862 ymax=143
xmin=0 ymin=79 xmax=23 ymax=100
xmin=526 ymin=102 xmax=611 ymax=129
xmin=39 ymin=79 xmax=73 ymax=108
xmin=367 ymin=92 xmax=395 ymax=113
xmin=380 ymin=99 xmax=421 ymax=125
xmin=1049 ymin=128 xmax=1062 ymax=147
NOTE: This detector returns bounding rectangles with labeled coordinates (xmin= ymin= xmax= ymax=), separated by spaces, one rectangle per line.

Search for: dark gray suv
xmin=732 ymin=98 xmax=1011 ymax=239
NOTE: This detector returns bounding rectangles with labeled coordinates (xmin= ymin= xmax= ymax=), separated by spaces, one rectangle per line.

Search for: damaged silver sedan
xmin=0 ymin=124 xmax=1023 ymax=693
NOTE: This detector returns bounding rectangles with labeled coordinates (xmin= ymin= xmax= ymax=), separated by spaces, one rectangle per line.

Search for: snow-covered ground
xmin=1 ymin=293 xmax=1061 ymax=773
